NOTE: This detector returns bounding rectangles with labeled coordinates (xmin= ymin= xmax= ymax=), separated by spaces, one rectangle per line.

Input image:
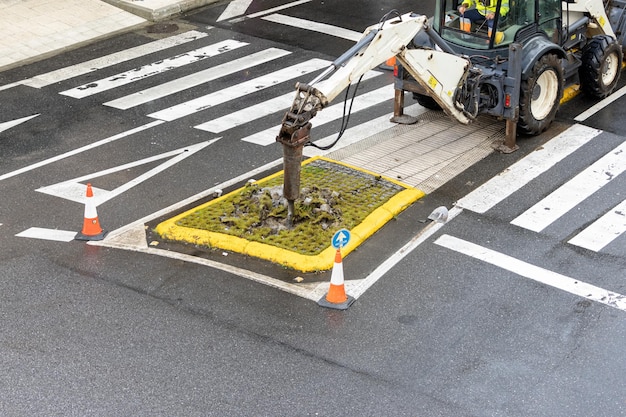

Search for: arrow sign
xmin=0 ymin=114 xmax=39 ymax=134
xmin=332 ymin=228 xmax=351 ymax=249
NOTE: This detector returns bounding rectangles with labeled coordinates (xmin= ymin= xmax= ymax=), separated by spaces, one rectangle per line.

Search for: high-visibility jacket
xmin=461 ymin=0 xmax=509 ymax=17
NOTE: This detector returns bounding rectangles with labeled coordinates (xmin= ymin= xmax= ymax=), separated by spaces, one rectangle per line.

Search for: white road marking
xmin=15 ymin=227 xmax=76 ymax=242
xmin=195 ymin=92 xmax=295 ymax=133
xmin=511 ymin=141 xmax=626 ymax=232
xmin=60 ymin=40 xmax=248 ymax=99
xmin=36 ymin=140 xmax=217 ymax=205
xmin=105 ymin=48 xmax=290 ymax=109
xmin=0 ymin=114 xmax=39 ymax=134
xmin=574 ymin=83 xmax=626 ymax=121
xmin=19 ymin=31 xmax=210 ymax=89
xmin=456 ymin=124 xmax=602 ymax=213
xmin=148 ymin=58 xmax=330 ymax=121
xmin=435 ymin=234 xmax=626 ymax=312
xmin=230 ymin=0 xmax=312 ymax=22
xmin=350 ymin=207 xmax=463 ymax=299
xmin=0 ymin=120 xmax=164 ymax=182
xmin=217 ymin=0 xmax=253 ymax=22
xmin=241 ymin=73 xmax=386 ymax=145
xmin=261 ymin=14 xmax=363 ymax=42
xmin=568 ymin=199 xmax=626 ymax=251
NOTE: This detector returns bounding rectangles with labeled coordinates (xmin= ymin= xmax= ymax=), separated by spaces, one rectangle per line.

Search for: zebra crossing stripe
xmin=568 ymin=199 xmax=626 ymax=251
xmin=261 ymin=14 xmax=363 ymax=42
xmin=304 ymin=104 xmax=424 ymax=157
xmin=148 ymin=58 xmax=330 ymax=122
xmin=60 ymin=39 xmax=248 ymax=99
xmin=105 ymin=48 xmax=291 ymax=110
xmin=456 ymin=124 xmax=602 ymax=213
xmin=22 ymin=30 xmax=210 ymax=89
xmin=511 ymin=141 xmax=626 ymax=232
xmin=195 ymin=92 xmax=295 ymax=133
xmin=241 ymin=79 xmax=390 ymax=146
xmin=435 ymin=234 xmax=626 ymax=312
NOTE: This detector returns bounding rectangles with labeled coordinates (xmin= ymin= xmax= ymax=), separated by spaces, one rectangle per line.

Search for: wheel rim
xmin=601 ymin=52 xmax=620 ymax=87
xmin=531 ymin=69 xmax=558 ymax=120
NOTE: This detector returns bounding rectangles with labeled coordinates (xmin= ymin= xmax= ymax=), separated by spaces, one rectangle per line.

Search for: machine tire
xmin=580 ymin=35 xmax=622 ymax=99
xmin=413 ymin=93 xmax=442 ymax=110
xmin=518 ymin=53 xmax=563 ymax=136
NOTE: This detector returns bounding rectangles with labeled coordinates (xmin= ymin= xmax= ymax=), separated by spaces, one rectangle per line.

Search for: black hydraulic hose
xmin=306 ymin=75 xmax=364 ymax=151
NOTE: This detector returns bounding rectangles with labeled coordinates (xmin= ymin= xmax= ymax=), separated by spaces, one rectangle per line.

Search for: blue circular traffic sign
xmin=331 ymin=229 xmax=351 ymax=249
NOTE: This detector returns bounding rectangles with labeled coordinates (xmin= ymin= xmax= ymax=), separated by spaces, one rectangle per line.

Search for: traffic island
xmin=154 ymin=156 xmax=424 ymax=272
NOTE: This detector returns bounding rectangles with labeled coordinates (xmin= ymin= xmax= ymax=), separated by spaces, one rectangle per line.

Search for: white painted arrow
xmin=0 ymin=114 xmax=39 ymax=134
xmin=36 ymin=139 xmax=219 ymax=205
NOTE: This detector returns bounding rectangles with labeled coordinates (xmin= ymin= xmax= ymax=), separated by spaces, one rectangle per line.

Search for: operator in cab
xmin=458 ymin=0 xmax=509 ymax=43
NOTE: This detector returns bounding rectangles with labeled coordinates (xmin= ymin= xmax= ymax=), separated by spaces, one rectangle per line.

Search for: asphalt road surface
xmin=0 ymin=1 xmax=624 ymax=416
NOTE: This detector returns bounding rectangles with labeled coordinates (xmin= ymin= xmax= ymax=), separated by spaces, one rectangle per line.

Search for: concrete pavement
xmin=0 ymin=0 xmax=219 ymax=72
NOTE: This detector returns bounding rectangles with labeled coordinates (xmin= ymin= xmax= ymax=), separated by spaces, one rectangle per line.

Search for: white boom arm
xmin=276 ymin=12 xmax=473 ymax=148
xmin=314 ymin=13 xmax=472 ymax=124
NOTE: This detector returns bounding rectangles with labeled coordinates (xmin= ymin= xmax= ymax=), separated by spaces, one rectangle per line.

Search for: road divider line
xmin=0 ymin=120 xmax=164 ymax=182
xmin=15 ymin=227 xmax=76 ymax=242
xmin=456 ymin=124 xmax=602 ymax=213
xmin=230 ymin=0 xmax=312 ymax=22
xmin=261 ymin=14 xmax=363 ymax=42
xmin=511 ymin=140 xmax=626 ymax=232
xmin=350 ymin=207 xmax=463 ymax=299
xmin=435 ymin=234 xmax=626 ymax=312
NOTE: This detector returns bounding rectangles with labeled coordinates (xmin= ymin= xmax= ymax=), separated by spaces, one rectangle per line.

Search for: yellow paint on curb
xmin=155 ymin=156 xmax=425 ymax=272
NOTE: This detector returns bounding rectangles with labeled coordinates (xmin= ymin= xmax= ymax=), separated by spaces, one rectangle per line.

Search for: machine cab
xmin=433 ymin=0 xmax=562 ymax=51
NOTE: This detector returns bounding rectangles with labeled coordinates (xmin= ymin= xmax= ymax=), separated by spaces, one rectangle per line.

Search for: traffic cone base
xmin=318 ymin=293 xmax=355 ymax=310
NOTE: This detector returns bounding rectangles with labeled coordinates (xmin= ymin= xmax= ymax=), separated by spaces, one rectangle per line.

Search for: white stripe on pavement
xmin=575 ymin=84 xmax=626 ymax=121
xmin=262 ymin=14 xmax=363 ymax=42
xmin=22 ymin=30 xmax=210 ymax=89
xmin=60 ymin=39 xmax=248 ymax=99
xmin=105 ymin=48 xmax=291 ymax=110
xmin=15 ymin=227 xmax=77 ymax=242
xmin=304 ymin=104 xmax=423 ymax=157
xmin=568 ymin=199 xmax=626 ymax=251
xmin=511 ymin=141 xmax=626 ymax=232
xmin=230 ymin=0 xmax=312 ymax=22
xmin=148 ymin=58 xmax=330 ymax=122
xmin=0 ymin=120 xmax=164 ymax=182
xmin=435 ymin=234 xmax=626 ymax=312
xmin=195 ymin=92 xmax=295 ymax=133
xmin=217 ymin=0 xmax=253 ymax=21
xmin=456 ymin=124 xmax=602 ymax=213
xmin=241 ymin=72 xmax=386 ymax=145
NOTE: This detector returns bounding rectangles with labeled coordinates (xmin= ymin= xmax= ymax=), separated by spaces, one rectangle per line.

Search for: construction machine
xmin=276 ymin=0 xmax=626 ymax=223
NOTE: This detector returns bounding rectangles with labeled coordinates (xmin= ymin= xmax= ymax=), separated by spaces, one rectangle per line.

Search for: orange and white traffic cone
xmin=75 ymin=183 xmax=107 ymax=241
xmin=318 ymin=248 xmax=355 ymax=310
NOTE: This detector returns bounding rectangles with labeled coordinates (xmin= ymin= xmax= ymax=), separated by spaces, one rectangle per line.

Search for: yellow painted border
xmin=155 ymin=156 xmax=425 ymax=272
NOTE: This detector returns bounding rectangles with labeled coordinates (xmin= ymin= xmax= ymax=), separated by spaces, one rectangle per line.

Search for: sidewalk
xmin=0 ymin=0 xmax=218 ymax=72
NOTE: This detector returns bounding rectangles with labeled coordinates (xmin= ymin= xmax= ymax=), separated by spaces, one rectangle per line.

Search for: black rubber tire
xmin=580 ymin=35 xmax=622 ymax=99
xmin=518 ymin=53 xmax=563 ymax=136
xmin=413 ymin=92 xmax=441 ymax=110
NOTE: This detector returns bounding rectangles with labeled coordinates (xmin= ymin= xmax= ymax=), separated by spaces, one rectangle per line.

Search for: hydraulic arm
xmin=276 ymin=12 xmax=473 ymax=224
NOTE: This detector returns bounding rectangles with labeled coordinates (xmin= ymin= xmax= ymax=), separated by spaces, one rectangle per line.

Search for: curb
xmin=102 ymin=0 xmax=222 ymax=21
